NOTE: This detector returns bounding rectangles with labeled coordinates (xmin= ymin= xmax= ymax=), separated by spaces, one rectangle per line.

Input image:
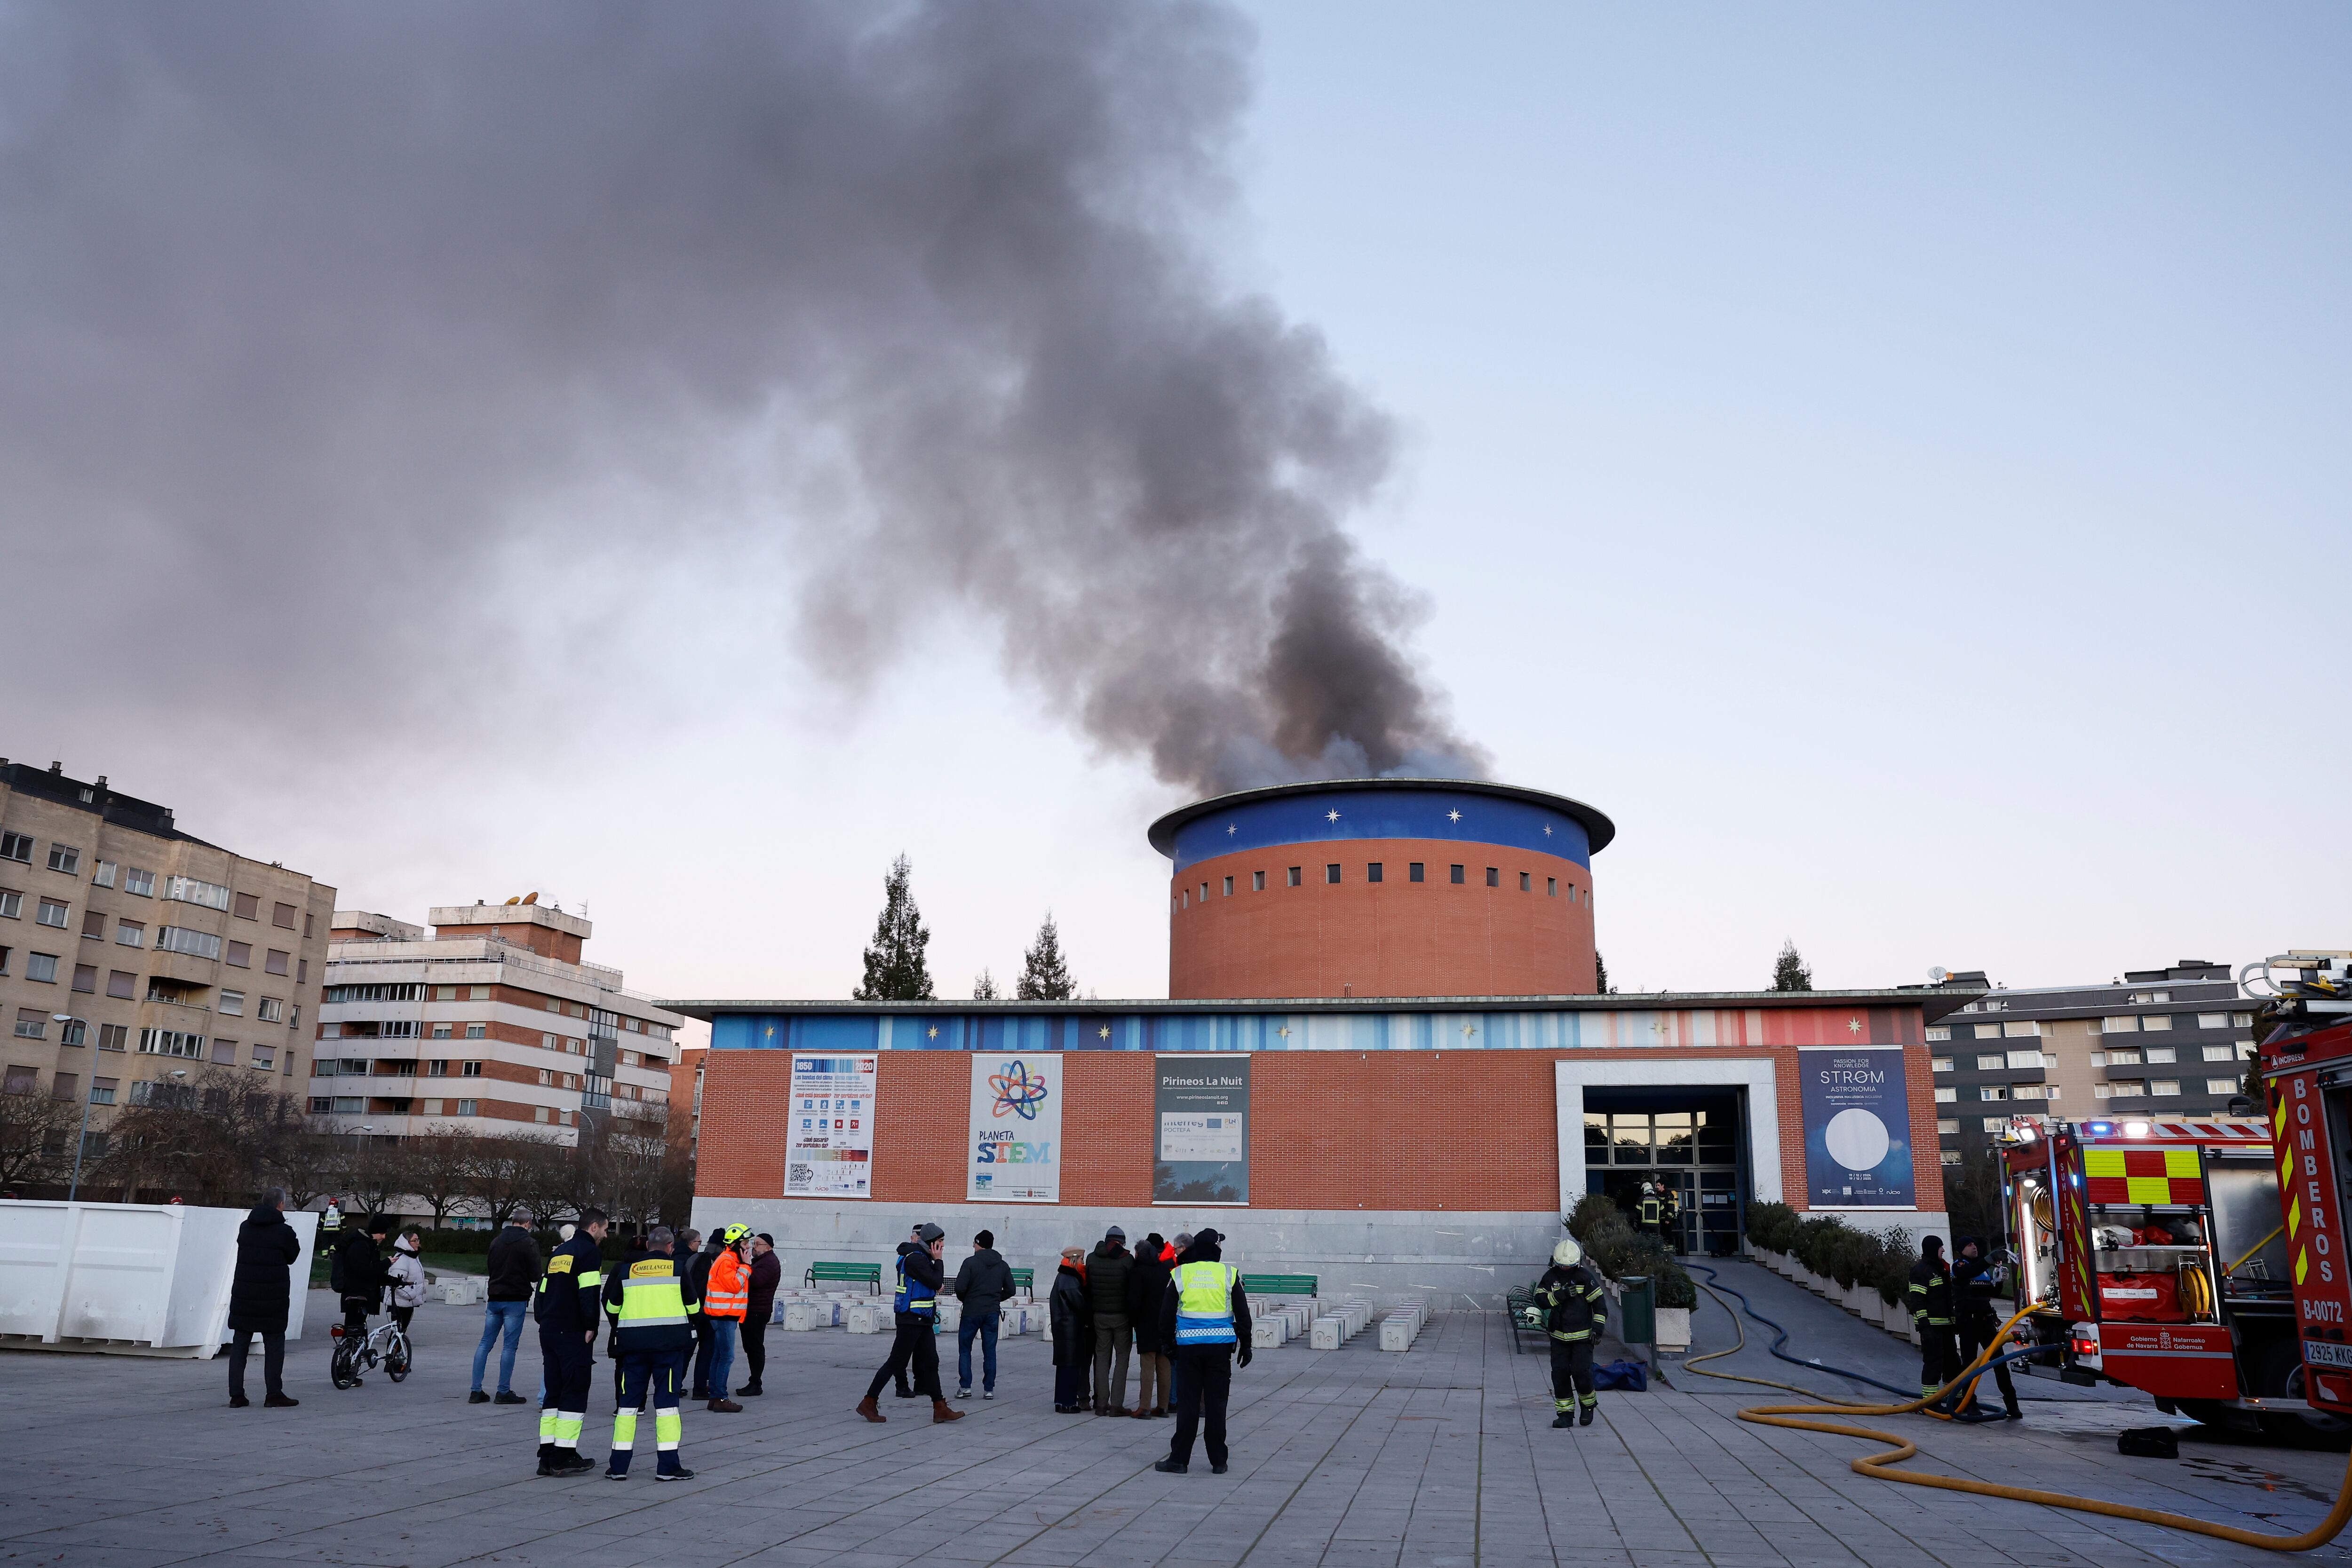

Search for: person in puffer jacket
xmin=386 ymin=1227 xmax=431 ymax=1337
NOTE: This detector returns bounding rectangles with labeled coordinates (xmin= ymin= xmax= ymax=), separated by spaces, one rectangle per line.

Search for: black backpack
xmin=329 ymin=1238 xmax=348 ymax=1296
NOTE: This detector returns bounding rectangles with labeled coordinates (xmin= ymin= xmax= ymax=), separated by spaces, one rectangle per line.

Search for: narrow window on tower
xmin=1325 ymin=863 xmax=1341 ymax=884
xmin=1409 ymin=863 xmax=1424 ymax=883
xmin=1486 ymin=867 xmax=1500 ymax=887
xmin=1450 ymin=864 xmax=1465 ymax=884
xmin=1519 ymin=871 xmax=1531 ymax=891
xmin=1547 ymin=878 xmax=1557 ymax=896
xmin=1199 ymin=883 xmax=1208 ymax=903
xmin=1367 ymin=863 xmax=1383 ymax=884
xmin=1222 ymin=876 xmax=1233 ymax=896
xmin=1287 ymin=867 xmax=1301 ymax=887
xmin=1252 ymin=871 xmax=1265 ymax=891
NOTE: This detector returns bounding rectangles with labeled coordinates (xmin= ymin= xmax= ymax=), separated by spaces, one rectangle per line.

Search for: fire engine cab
xmin=2252 ymin=952 xmax=2352 ymax=1420
xmin=2003 ymin=1114 xmax=2308 ymax=1431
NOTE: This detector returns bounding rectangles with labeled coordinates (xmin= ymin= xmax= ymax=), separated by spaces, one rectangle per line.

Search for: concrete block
xmin=845 ymin=1302 xmax=887 ymax=1334
xmin=1311 ymin=1317 xmax=1343 ymax=1351
xmin=1252 ymin=1317 xmax=1285 ymax=1348
xmin=1379 ymin=1316 xmax=1415 ymax=1352
xmin=782 ymin=1302 xmax=822 ymax=1331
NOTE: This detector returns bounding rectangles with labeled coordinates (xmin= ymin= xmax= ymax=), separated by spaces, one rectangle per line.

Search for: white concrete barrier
xmin=1378 ymin=1306 xmax=1426 ymax=1352
xmin=844 ymin=1302 xmax=887 ymax=1333
xmin=782 ymin=1301 xmax=822 ymax=1331
xmin=0 ymin=1200 xmax=318 ymax=1356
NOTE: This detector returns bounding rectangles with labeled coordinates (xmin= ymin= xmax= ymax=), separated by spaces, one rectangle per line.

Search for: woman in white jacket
xmin=387 ymin=1227 xmax=430 ymax=1337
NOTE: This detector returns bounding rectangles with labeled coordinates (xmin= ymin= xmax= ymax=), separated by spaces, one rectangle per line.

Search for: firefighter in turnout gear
xmin=598 ymin=1224 xmax=701 ymax=1481
xmin=535 ymin=1207 xmax=608 ymax=1476
xmin=1534 ymin=1238 xmax=1606 ymax=1427
xmin=856 ymin=1223 xmax=963 ymax=1425
xmin=1636 ymin=1183 xmax=1664 ymax=1243
xmin=1908 ymin=1234 xmax=1960 ymax=1404
xmin=1953 ymin=1236 xmax=2022 ymax=1419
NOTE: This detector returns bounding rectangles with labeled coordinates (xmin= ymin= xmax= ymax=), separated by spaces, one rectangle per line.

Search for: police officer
xmin=1534 ymin=1238 xmax=1606 ymax=1427
xmin=599 ymin=1223 xmax=700 ymax=1481
xmin=1908 ymin=1235 xmax=1960 ymax=1404
xmin=1953 ymin=1237 xmax=2022 ymax=1420
xmin=855 ymin=1222 xmax=964 ymax=1425
xmin=535 ymin=1206 xmax=608 ymax=1477
xmin=1152 ymin=1227 xmax=1252 ymax=1475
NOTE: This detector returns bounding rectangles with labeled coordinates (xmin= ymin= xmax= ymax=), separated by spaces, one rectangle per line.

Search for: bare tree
xmin=403 ymin=1128 xmax=483 ymax=1228
xmin=511 ymin=1137 xmax=581 ymax=1229
xmin=468 ymin=1132 xmax=557 ymax=1228
xmin=340 ymin=1134 xmax=408 ymax=1220
xmin=0 ymin=1082 xmax=80 ymax=1192
xmin=270 ymin=1128 xmax=345 ymax=1212
xmin=588 ymin=1110 xmax=669 ymax=1230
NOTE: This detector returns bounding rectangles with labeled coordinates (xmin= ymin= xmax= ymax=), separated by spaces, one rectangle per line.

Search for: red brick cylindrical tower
xmin=1149 ymin=779 xmax=1613 ymax=1001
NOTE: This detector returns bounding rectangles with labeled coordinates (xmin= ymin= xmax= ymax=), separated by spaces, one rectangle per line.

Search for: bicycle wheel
xmin=330 ymin=1340 xmax=358 ymax=1390
xmin=386 ymin=1334 xmax=410 ymax=1383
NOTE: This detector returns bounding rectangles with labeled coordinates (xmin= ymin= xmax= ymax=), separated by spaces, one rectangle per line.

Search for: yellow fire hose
xmin=1687 ymin=1281 xmax=2352 ymax=1551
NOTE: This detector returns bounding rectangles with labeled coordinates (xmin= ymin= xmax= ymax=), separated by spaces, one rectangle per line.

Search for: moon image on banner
xmin=1823 ymin=1107 xmax=1892 ymax=1172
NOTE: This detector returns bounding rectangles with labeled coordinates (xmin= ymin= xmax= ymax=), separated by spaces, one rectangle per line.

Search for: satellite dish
xmin=522 ymin=891 xmax=540 ymax=906
xmin=503 ymin=895 xmax=522 ymax=905
xmin=1928 ymin=966 xmax=1949 ymax=983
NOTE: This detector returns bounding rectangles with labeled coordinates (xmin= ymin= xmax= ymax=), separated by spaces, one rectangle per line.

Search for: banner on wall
xmin=1154 ymin=1053 xmax=1249 ymax=1205
xmin=967 ymin=1053 xmax=1063 ymax=1203
xmin=1798 ymin=1045 xmax=1917 ymax=1208
xmin=785 ymin=1053 xmax=878 ymax=1199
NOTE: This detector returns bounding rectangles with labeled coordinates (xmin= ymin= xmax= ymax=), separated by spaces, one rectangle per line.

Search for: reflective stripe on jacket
xmin=895 ymin=1251 xmax=937 ymax=1317
xmin=605 ymin=1251 xmax=700 ymax=1354
xmin=1173 ymin=1261 xmax=1238 ymax=1345
xmin=705 ymin=1248 xmax=749 ymax=1320
xmin=1534 ymin=1264 xmax=1605 ymax=1343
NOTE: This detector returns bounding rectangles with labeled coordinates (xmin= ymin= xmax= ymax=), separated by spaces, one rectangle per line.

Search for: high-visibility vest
xmin=705 ymin=1249 xmax=749 ymax=1319
xmin=895 ymin=1252 xmax=935 ymax=1316
xmin=612 ymin=1255 xmax=698 ymax=1353
xmin=1639 ymin=1196 xmax=1661 ymax=1225
xmin=1173 ymin=1261 xmax=1238 ymax=1346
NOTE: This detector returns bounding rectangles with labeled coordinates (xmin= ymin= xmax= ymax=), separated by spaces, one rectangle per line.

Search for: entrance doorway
xmin=1582 ymin=1090 xmax=1746 ymax=1256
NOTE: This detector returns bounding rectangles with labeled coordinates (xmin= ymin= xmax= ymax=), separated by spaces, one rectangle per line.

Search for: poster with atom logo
xmin=967 ymin=1053 xmax=1064 ymax=1203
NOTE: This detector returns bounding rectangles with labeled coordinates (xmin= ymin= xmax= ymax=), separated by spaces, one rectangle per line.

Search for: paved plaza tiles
xmin=2 ymin=1259 xmax=2348 ymax=1568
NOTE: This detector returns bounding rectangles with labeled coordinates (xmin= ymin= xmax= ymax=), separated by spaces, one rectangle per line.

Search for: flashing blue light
xmin=2087 ymin=1122 xmax=2113 ymax=1134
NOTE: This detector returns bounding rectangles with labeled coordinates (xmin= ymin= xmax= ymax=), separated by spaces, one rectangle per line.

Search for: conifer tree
xmin=1594 ymin=950 xmax=1614 ymax=995
xmin=972 ymin=968 xmax=1000 ymax=1000
xmin=1016 ymin=912 xmax=1076 ymax=1001
xmin=851 ymin=854 xmax=934 ymax=1001
xmin=1772 ymin=939 xmax=1813 ymax=992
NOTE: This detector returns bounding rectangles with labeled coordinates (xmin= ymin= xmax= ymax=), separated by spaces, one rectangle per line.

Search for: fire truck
xmin=1998 ymin=951 xmax=2352 ymax=1434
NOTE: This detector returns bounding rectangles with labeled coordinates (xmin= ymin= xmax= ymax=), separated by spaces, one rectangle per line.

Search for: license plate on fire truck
xmin=2304 ymin=1340 xmax=2352 ymax=1371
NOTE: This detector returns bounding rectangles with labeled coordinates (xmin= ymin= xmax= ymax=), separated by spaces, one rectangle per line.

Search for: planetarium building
xmin=670 ymin=779 xmax=1970 ymax=1302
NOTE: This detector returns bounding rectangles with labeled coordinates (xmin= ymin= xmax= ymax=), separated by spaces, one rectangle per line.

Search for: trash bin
xmin=1618 ymin=1275 xmax=1656 ymax=1346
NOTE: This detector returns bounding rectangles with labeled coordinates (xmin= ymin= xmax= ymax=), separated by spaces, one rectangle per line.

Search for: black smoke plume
xmin=0 ymin=1 xmax=1485 ymax=795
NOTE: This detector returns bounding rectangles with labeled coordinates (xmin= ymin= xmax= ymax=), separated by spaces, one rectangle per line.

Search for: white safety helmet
xmin=1553 ymin=1238 xmax=1582 ymax=1267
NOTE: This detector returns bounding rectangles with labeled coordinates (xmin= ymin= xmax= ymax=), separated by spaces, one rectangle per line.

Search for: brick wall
xmin=698 ymin=1043 xmax=1951 ymax=1215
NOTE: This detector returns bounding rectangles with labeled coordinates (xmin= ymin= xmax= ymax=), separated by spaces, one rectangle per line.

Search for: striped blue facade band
xmin=1146 ymin=778 xmax=1613 ymax=875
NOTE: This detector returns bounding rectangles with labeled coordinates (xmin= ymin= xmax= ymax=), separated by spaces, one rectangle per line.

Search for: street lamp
xmin=53 ymin=1015 xmax=92 ymax=1202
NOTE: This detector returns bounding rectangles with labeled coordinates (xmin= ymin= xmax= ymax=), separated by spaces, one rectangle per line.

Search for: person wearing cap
xmin=1049 ymin=1246 xmax=1093 ymax=1413
xmin=702 ymin=1224 xmax=752 ymax=1412
xmin=739 ymin=1234 xmax=781 ymax=1397
xmin=856 ymin=1222 xmax=963 ymax=1425
xmin=1151 ymin=1227 xmax=1252 ymax=1475
xmin=1087 ymin=1225 xmax=1137 ymax=1416
xmin=1533 ymin=1238 xmax=1606 ymax=1427
xmin=597 ymin=1224 xmax=700 ymax=1481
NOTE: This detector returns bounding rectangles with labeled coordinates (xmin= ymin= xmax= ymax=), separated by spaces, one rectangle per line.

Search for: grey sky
xmin=5 ymin=3 xmax=2344 ymax=1012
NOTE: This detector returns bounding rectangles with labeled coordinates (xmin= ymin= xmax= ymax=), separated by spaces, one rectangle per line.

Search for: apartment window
xmin=1925 ymin=1026 xmax=1950 ymax=1042
xmin=123 ymin=868 xmax=153 ymax=897
xmin=35 ymin=898 xmax=68 ymax=928
xmin=1485 ymin=867 xmax=1499 ymax=887
xmin=2202 ymin=1045 xmax=2237 ymax=1062
xmin=559 ymin=1110 xmax=573 ymax=1127
xmin=2141 ymin=1014 xmax=2173 ymax=1031
xmin=1251 ymin=870 xmax=1265 ymax=892
xmin=55 ymin=1016 xmax=84 ymax=1048
xmin=97 ymin=1024 xmax=127 ymax=1051
xmin=2130 ymin=990 xmax=2171 ymax=1005
xmin=1979 ymin=1085 xmax=2008 ymax=1101
xmin=14 ymin=1007 xmax=46 ymax=1039
xmin=264 ymin=902 xmax=294 ymax=930
xmin=436 ymin=987 xmax=457 ymax=1001
xmin=2206 ymin=1077 xmax=2241 ymax=1095
xmin=2232 ymin=1012 xmax=2253 ymax=1027
xmin=457 ymin=1099 xmax=478 ymax=1117
xmin=2101 ymin=1016 xmax=2137 ymax=1034
xmin=115 ymin=921 xmax=143 ymax=948
xmin=1325 ymin=864 xmax=1341 ymax=884
xmin=431 ymin=1024 xmax=453 ymax=1039
xmin=538 ymin=1069 xmax=553 ymax=1086
xmin=465 ymin=1023 xmax=486 ymax=1039
xmin=232 ymin=892 xmax=259 ymax=920
xmin=215 ymin=989 xmax=244 ymax=1017
xmin=1287 ymin=867 xmax=1301 ymax=887
xmin=2002 ymin=1020 xmax=2039 ymax=1038
xmin=296 ymin=958 xmax=308 ymax=983
xmin=208 ymin=1038 xmax=237 ymax=1065
xmin=1982 ymin=1117 xmax=2010 ymax=1134
xmin=223 ymin=941 xmax=250 ymax=968
xmin=1940 ymin=1149 xmax=1963 ymax=1166
xmin=2013 ymin=1084 xmax=2049 ymax=1101
xmin=2090 ymin=1051 xmax=2108 ymax=1068
xmin=156 ymin=927 xmax=223 ymax=960
xmin=90 ymin=861 xmax=116 ymax=888
xmin=0 ymin=832 xmax=29 ymax=862
xmin=2109 ymin=1080 xmax=2147 ymax=1098
xmin=461 ymin=1061 xmax=483 ymax=1077
xmin=1972 ymin=1024 xmax=2002 ymax=1040
xmin=540 ymin=1032 xmax=557 ymax=1049
xmin=25 ymin=952 xmax=56 ymax=984
xmin=1975 ymin=1054 xmax=2003 ymax=1070
xmin=2145 ymin=1046 xmax=2177 ymax=1064
xmin=534 ymin=1106 xmax=551 ymax=1124
xmin=256 ymin=998 xmax=285 ymax=1023
xmin=1936 ymin=1118 xmax=1961 ymax=1135
xmin=381 ymin=1060 xmax=417 ymax=1077
xmin=1931 ymin=1056 xmax=1953 ymax=1073
xmin=78 ymin=909 xmax=102 ymax=940
xmin=424 ymin=1060 xmax=448 ymax=1076
xmin=2196 ymin=1013 xmax=2229 ymax=1029
xmin=2108 ymin=1047 xmax=2142 ymax=1065
xmin=466 ymin=984 xmax=489 ymax=1001
xmin=566 ymin=1039 xmax=582 ymax=1053
xmin=262 ymin=948 xmax=288 ymax=975
xmin=1547 ymin=877 xmax=1557 ymax=895
xmin=2004 ymin=1050 xmax=2044 ymax=1070
xmin=136 ymin=1028 xmax=204 ymax=1059
xmin=47 ymin=845 xmax=79 ymax=875
xmin=1934 ymin=1086 xmax=1956 ymax=1104
xmin=0 ymin=890 xmax=17 ymax=919
xmin=70 ymin=962 xmax=96 ymax=994
xmin=162 ymin=876 xmax=232 ymax=911
xmin=303 ymin=912 xmax=313 ymax=939
xmin=1367 ymin=863 xmax=1383 ymax=884
xmin=246 ymin=1044 xmax=273 ymax=1070
xmin=89 ymin=1077 xmax=116 ymax=1105
xmin=568 ymin=1003 xmax=584 ymax=1019
xmin=2151 ymin=1080 xmax=2181 ymax=1097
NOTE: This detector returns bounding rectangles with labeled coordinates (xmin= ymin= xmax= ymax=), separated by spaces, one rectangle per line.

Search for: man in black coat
xmin=1953 ymin=1236 xmax=2022 ymax=1419
xmin=950 ymin=1228 xmax=1014 ymax=1400
xmin=334 ymin=1214 xmax=392 ymax=1352
xmin=1087 ymin=1227 xmax=1136 ymax=1416
xmin=1049 ymin=1247 xmax=1093 ymax=1413
xmin=1125 ymin=1233 xmax=1173 ymax=1418
xmin=226 ymin=1189 xmax=302 ymax=1408
xmin=683 ymin=1228 xmax=722 ymax=1400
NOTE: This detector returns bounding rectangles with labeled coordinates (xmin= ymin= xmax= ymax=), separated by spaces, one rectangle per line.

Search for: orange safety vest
xmin=705 ymin=1248 xmax=749 ymax=1320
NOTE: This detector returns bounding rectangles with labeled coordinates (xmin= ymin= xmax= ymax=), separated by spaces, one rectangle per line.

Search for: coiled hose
xmin=1685 ymin=1262 xmax=2352 ymax=1550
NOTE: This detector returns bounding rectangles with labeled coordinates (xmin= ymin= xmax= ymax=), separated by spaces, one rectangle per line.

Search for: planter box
xmin=1654 ymin=1307 xmax=1691 ymax=1352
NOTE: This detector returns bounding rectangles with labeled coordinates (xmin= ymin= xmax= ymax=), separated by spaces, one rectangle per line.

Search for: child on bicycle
xmin=387 ymin=1226 xmax=431 ymax=1336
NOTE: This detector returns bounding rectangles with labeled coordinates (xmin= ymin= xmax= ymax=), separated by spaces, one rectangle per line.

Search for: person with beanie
xmin=856 ymin=1223 xmax=963 ymax=1425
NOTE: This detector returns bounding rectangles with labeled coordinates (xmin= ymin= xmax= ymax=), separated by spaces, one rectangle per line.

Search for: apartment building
xmin=666 ymin=1043 xmax=705 ymax=1164
xmin=312 ymin=900 xmax=683 ymax=1143
xmin=0 ymin=759 xmax=335 ymax=1138
xmin=1926 ymin=960 xmax=2255 ymax=1161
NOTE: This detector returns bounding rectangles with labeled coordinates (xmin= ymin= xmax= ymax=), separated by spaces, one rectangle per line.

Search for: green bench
xmin=1240 ymin=1273 xmax=1318 ymax=1299
xmin=1010 ymin=1267 xmax=1035 ymax=1296
xmin=1505 ymin=1286 xmax=1543 ymax=1355
xmin=805 ymin=1260 xmax=883 ymax=1292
